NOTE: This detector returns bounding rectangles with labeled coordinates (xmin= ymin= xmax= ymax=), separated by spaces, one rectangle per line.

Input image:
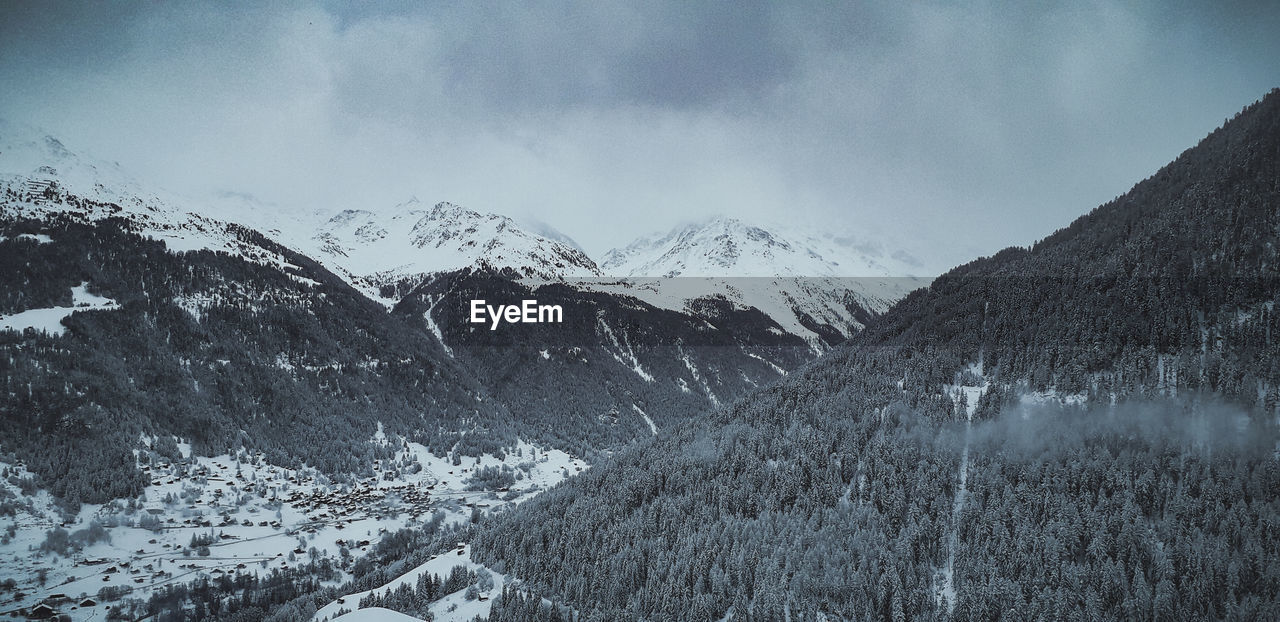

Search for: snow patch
xmin=0 ymin=282 xmax=120 ymax=336
xmin=422 ymin=296 xmax=453 ymax=357
xmin=332 ymin=607 xmax=426 ymax=622
xmin=746 ymin=351 xmax=786 ymax=376
xmin=1019 ymin=389 xmax=1088 ymax=411
xmin=17 ymin=232 xmax=53 ymax=244
xmin=679 ymin=347 xmax=720 ymax=408
xmin=632 ymin=404 xmax=658 ymax=435
xmin=598 ymin=317 xmax=654 ymax=382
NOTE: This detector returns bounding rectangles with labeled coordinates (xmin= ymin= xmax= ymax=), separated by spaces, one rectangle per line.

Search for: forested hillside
xmin=858 ymin=85 xmax=1280 ymax=407
xmin=0 ymin=212 xmax=514 ymax=507
xmin=396 ymin=270 xmax=814 ymax=452
xmin=472 ymin=90 xmax=1280 ymax=620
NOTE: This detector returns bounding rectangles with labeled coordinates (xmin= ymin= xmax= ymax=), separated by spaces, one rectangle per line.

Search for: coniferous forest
xmin=469 ymin=90 xmax=1280 ymax=620
xmin=1 ymin=7 xmax=1278 ymax=617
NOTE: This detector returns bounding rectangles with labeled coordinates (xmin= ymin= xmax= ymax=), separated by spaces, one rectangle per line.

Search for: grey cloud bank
xmin=1 ymin=1 xmax=1277 ymax=268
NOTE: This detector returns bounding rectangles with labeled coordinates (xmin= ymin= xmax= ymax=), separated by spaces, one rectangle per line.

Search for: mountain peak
xmin=602 ymin=216 xmax=921 ymax=278
xmin=309 ymin=200 xmax=601 ymax=301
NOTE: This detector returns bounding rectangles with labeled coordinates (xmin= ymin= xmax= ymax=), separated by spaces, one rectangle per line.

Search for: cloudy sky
xmin=2 ymin=1 xmax=1277 ymax=268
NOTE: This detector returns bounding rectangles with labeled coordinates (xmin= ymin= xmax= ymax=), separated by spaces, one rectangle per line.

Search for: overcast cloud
xmin=1 ymin=1 xmax=1277 ymax=268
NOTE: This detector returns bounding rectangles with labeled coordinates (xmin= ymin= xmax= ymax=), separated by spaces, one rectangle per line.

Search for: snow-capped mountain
xmin=595 ymin=216 xmax=931 ymax=345
xmin=309 ymin=199 xmax=601 ymax=301
xmin=0 ymin=119 xmax=302 ymax=268
xmin=1 ymin=118 xmax=922 ymax=349
xmin=601 ymin=215 xmax=926 ymax=278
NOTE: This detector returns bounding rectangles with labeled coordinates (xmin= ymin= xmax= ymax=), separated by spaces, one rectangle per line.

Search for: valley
xmin=0 ymin=70 xmax=1277 ymax=621
xmin=0 ymin=433 xmax=583 ymax=620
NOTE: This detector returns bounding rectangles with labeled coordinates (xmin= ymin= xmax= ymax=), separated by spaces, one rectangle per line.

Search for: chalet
xmin=28 ymin=604 xmax=57 ymax=619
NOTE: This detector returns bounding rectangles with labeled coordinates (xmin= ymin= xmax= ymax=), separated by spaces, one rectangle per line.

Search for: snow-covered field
xmin=332 ymin=607 xmax=427 ymax=622
xmin=0 ymin=280 xmax=119 ymax=336
xmin=558 ymin=275 xmax=923 ymax=347
xmin=317 ymin=540 xmax=573 ymax=622
xmin=315 ymin=544 xmax=497 ymax=622
xmin=0 ymin=432 xmax=584 ymax=621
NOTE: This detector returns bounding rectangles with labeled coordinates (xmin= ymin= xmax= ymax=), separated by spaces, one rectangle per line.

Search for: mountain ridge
xmin=3 ymin=117 xmax=928 ymax=349
xmin=601 ymin=214 xmax=927 ymax=278
xmin=309 ymin=198 xmax=603 ymax=303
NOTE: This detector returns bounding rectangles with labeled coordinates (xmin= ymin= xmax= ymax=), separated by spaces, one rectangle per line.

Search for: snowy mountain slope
xmin=600 ymin=215 xmax=926 ymax=278
xmin=596 ymin=216 xmax=931 ymax=344
xmin=308 ymin=199 xmax=602 ymax=302
xmin=572 ymin=275 xmax=911 ymax=347
xmin=0 ymin=119 xmax=304 ymax=269
xmin=0 ymin=121 xmax=600 ymax=308
xmin=396 ymin=269 xmax=816 ymax=450
xmin=0 ymin=118 xmax=919 ymax=347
